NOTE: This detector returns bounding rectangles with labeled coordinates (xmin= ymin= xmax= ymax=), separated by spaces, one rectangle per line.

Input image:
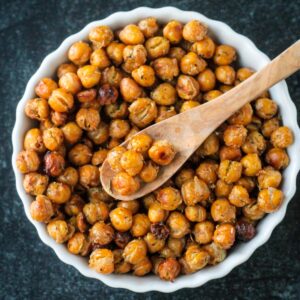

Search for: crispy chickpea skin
xmin=167 ymin=212 xmax=190 ymax=238
xmin=219 ymin=146 xmax=242 ymax=161
xmin=148 ymin=140 xmax=176 ymax=166
xmin=190 ymin=36 xmax=216 ymax=59
xmin=197 ymin=133 xmax=220 ymax=156
xmin=183 ymin=20 xmax=207 ymax=42
xmin=144 ymin=232 xmax=166 ymax=253
xmin=24 ymin=128 xmax=45 ymax=153
xmin=89 ymin=222 xmax=115 ymax=246
xmin=111 ymin=172 xmax=140 ymax=196
xmin=242 ymin=131 xmax=266 ymax=155
xmin=197 ymin=68 xmax=216 ymax=91
xmin=270 ymin=126 xmax=293 ymax=148
xmin=213 ymin=223 xmax=236 ymax=249
xmin=262 ymin=117 xmax=280 ymax=137
xmin=265 ymin=148 xmax=289 ymax=170
xmin=83 ymin=201 xmax=109 ymax=224
xmin=118 ymin=199 xmax=140 ymax=214
xmin=105 ymin=102 xmax=128 ymax=119
xmin=180 ymin=52 xmax=207 ymax=75
xmin=47 ymin=220 xmax=74 ymax=243
xmin=123 ymin=239 xmax=147 ymax=264
xmin=151 ymin=83 xmax=177 ymax=106
xmin=49 ymin=88 xmax=74 ymax=113
xmin=175 ymin=168 xmax=195 ymax=188
xmin=57 ymin=63 xmax=78 ymax=78
xmin=215 ymin=180 xmax=233 ymax=198
xmin=35 ymin=78 xmax=58 ymax=99
xmin=119 ymin=24 xmax=145 ymax=45
xmin=68 ymin=144 xmax=92 ymax=166
xmin=23 ymin=172 xmax=49 ymax=196
xmin=228 ymin=103 xmax=253 ymax=126
xmin=215 ymin=65 xmax=236 ymax=85
xmin=138 ymin=17 xmax=159 ymax=38
xmin=241 ymin=153 xmax=262 ymax=176
xmin=59 ymin=72 xmax=82 ymax=94
xmin=242 ymin=201 xmax=265 ymax=221
xmin=148 ymin=201 xmax=168 ymax=223
xmin=89 ymin=26 xmax=114 ymax=49
xmin=120 ymin=150 xmax=144 ymax=176
xmin=196 ymin=161 xmax=218 ymax=185
xmin=255 ymin=98 xmax=278 ymax=119
xmin=44 ymin=151 xmax=65 ymax=177
xmin=109 ymin=207 xmax=133 ymax=232
xmin=156 ymin=105 xmax=177 ymax=123
xmin=89 ymin=248 xmax=114 ymax=274
xmin=218 ymin=160 xmax=242 ymax=184
xmin=203 ymin=242 xmax=227 ymax=265
xmin=46 ymin=181 xmax=71 ymax=204
xmin=193 ymin=221 xmax=215 ymax=244
xmin=223 ymin=125 xmax=247 ymax=148
xmin=76 ymin=108 xmax=100 ymax=131
xmin=157 ymin=258 xmax=181 ymax=281
xmin=214 ymin=44 xmax=236 ymax=65
xmin=176 ymin=75 xmax=200 ymax=100
xmin=106 ymin=42 xmax=125 ymax=66
xmin=68 ymin=232 xmax=90 ymax=256
xmin=132 ymin=65 xmax=156 ymax=87
xmin=90 ymin=48 xmax=111 ymax=69
xmin=122 ymin=44 xmax=147 ymax=73
xmin=106 ymin=146 xmax=126 ymax=172
xmin=92 ymin=148 xmax=109 ymax=166
xmin=77 ymin=65 xmax=101 ymax=88
xmin=42 ymin=127 xmax=64 ymax=151
xmin=64 ymin=194 xmax=84 ymax=216
xmin=131 ymin=214 xmax=150 ymax=237
xmin=229 ymin=185 xmax=251 ymax=207
xmin=258 ymin=167 xmax=282 ymax=189
xmin=152 ymin=57 xmax=179 ymax=81
xmin=140 ymin=161 xmax=159 ymax=183
xmin=30 ymin=195 xmax=54 ymax=222
xmin=127 ymin=133 xmax=152 ymax=154
xmin=68 ymin=41 xmax=92 ymax=65
xmin=163 ymin=20 xmax=183 ymax=44
xmin=185 ymin=205 xmax=207 ymax=222
xmin=109 ymin=119 xmax=130 ymax=139
xmin=120 ymin=78 xmax=144 ymax=103
xmin=79 ymin=164 xmax=100 ymax=187
xmin=61 ymin=122 xmax=82 ymax=145
xmin=184 ymin=245 xmax=210 ymax=271
xmin=203 ymin=89 xmax=222 ymax=102
xmin=211 ymin=199 xmax=236 ymax=223
xmin=25 ymin=98 xmax=50 ymax=121
xmin=16 ymin=150 xmax=40 ymax=173
xmin=157 ymin=187 xmax=182 ymax=211
xmin=145 ymin=36 xmax=170 ymax=59
xmin=133 ymin=257 xmax=152 ymax=276
xmin=257 ymin=188 xmax=283 ymax=213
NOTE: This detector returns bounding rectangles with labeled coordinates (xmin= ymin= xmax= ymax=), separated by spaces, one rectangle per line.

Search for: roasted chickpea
xmin=219 ymin=146 xmax=242 ymax=161
xmin=151 ymin=83 xmax=177 ymax=106
xmin=142 ymin=194 xmax=156 ymax=210
xmin=228 ymin=103 xmax=253 ymax=126
xmin=184 ymin=245 xmax=210 ymax=271
xmin=83 ymin=201 xmax=109 ymax=224
xmin=262 ymin=117 xmax=280 ymax=138
xmin=270 ymin=126 xmax=293 ymax=148
xmin=58 ymin=72 xmax=81 ymax=95
xmin=129 ymin=98 xmax=157 ymax=128
xmin=156 ymin=187 xmax=182 ymax=211
xmin=185 ymin=205 xmax=206 ymax=222
xmin=105 ymin=42 xmax=125 ymax=66
xmin=255 ymin=98 xmax=278 ymax=119
xmin=68 ymin=144 xmax=92 ymax=166
xmin=176 ymin=75 xmax=200 ymax=100
xmin=89 ymin=26 xmax=113 ymax=49
xmin=23 ymin=172 xmax=48 ymax=196
xmin=196 ymin=133 xmax=220 ymax=157
xmin=49 ymin=112 xmax=67 ymax=128
xmin=23 ymin=128 xmax=45 ymax=153
xmin=131 ymin=214 xmax=150 ymax=237
xmin=25 ymin=98 xmax=49 ymax=121
xmin=132 ymin=65 xmax=156 ymax=87
xmin=111 ymin=172 xmax=140 ymax=196
xmin=119 ymin=150 xmax=144 ymax=176
xmin=60 ymin=122 xmax=82 ymax=145
xmin=203 ymin=89 xmax=222 ymax=102
xmin=42 ymin=127 xmax=64 ymax=151
xmin=119 ymin=78 xmax=143 ymax=103
xmin=122 ymin=44 xmax=147 ymax=73
xmin=35 ymin=78 xmax=58 ymax=100
xmin=57 ymin=63 xmax=77 ymax=78
xmin=46 ymin=181 xmax=71 ymax=204
xmin=47 ymin=220 xmax=74 ymax=243
xmin=144 ymin=232 xmax=166 ymax=253
xmin=218 ymin=160 xmax=242 ymax=184
xmin=108 ymin=119 xmax=130 ymax=139
xmin=237 ymin=67 xmax=254 ymax=81
xmin=183 ymin=20 xmax=207 ymax=42
xmin=91 ymin=148 xmax=108 ymax=166
xmin=145 ymin=36 xmax=170 ymax=59
xmin=48 ymin=88 xmax=74 ymax=113
xmin=213 ymin=223 xmax=236 ymax=249
xmin=215 ymin=65 xmax=236 ymax=85
xmin=181 ymin=176 xmax=210 ymax=206
xmin=175 ymin=168 xmax=195 ymax=188
xmin=152 ymin=57 xmax=179 ymax=81
xmin=68 ymin=41 xmax=92 ymax=65
xmin=89 ymin=221 xmax=114 ymax=246
xmin=119 ymin=24 xmax=144 ymax=45
xmin=109 ymin=207 xmax=133 ymax=232
xmin=242 ymin=131 xmax=266 ymax=155
xmin=196 ymin=68 xmax=216 ymax=91
xmin=76 ymin=108 xmax=100 ymax=132
xmin=127 ymin=133 xmax=152 ymax=155
xmin=242 ymin=201 xmax=265 ymax=221
xmin=106 ymin=146 xmax=126 ymax=172
xmin=223 ymin=125 xmax=247 ymax=148
xmin=180 ymin=52 xmax=207 ymax=76
xmin=148 ymin=201 xmax=168 ymax=223
xmin=203 ymin=242 xmax=227 ymax=265
xmin=133 ymin=257 xmax=152 ymax=276
xmin=89 ymin=248 xmax=114 ymax=274
xmin=157 ymin=257 xmax=181 ymax=281
xmin=68 ymin=232 xmax=90 ymax=256
xmin=215 ymin=180 xmax=233 ymax=198
xmin=236 ymin=177 xmax=256 ymax=193
xmin=228 ymin=185 xmax=251 ymax=207
xmin=190 ymin=36 xmax=215 ymax=59
xmin=64 ymin=194 xmax=84 ymax=216
xmin=214 ymin=44 xmax=236 ymax=65
xmin=179 ymin=100 xmax=199 ymax=113
xmin=211 ymin=199 xmax=236 ymax=223
xmin=101 ymin=66 xmax=123 ymax=87
xmin=167 ymin=212 xmax=190 ymax=238
xmin=196 ymin=161 xmax=218 ymax=185
xmin=79 ymin=164 xmax=99 ymax=188
xmin=138 ymin=161 xmax=159 ymax=183
xmin=77 ymin=65 xmax=101 ymax=88
xmin=148 ymin=140 xmax=176 ymax=166
xmin=44 ymin=151 xmax=65 ymax=177
xmin=123 ymin=239 xmax=147 ymax=264
xmin=258 ymin=167 xmax=282 ymax=189
xmin=30 ymin=195 xmax=54 ymax=222
xmin=163 ymin=20 xmax=183 ymax=44
xmin=241 ymin=153 xmax=262 ymax=176
xmin=105 ymin=103 xmax=128 ymax=120
xmin=114 ymin=231 xmax=132 ymax=249
xmin=167 ymin=237 xmax=185 ymax=258
xmin=138 ymin=17 xmax=159 ymax=38
xmin=265 ymin=148 xmax=289 ymax=170
xmin=156 ymin=106 xmax=177 ymax=123
xmin=168 ymin=47 xmax=186 ymax=62
xmin=88 ymin=187 xmax=112 ymax=203
xmin=193 ymin=221 xmax=214 ymax=244
xmin=117 ymin=200 xmax=140 ymax=215
xmin=257 ymin=188 xmax=283 ymax=213
xmin=89 ymin=49 xmax=110 ymax=71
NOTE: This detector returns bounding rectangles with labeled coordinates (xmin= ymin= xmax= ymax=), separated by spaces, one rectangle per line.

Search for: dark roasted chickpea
xmin=120 ymin=77 xmax=144 ymax=103
xmin=138 ymin=17 xmax=159 ymax=38
xmin=156 ymin=105 xmax=177 ymax=123
xmin=109 ymin=119 xmax=130 ymax=139
xmin=223 ymin=125 xmax=247 ymax=148
xmin=144 ymin=232 xmax=166 ymax=253
xmin=180 ymin=52 xmax=207 ymax=76
xmin=152 ymin=57 xmax=179 ymax=81
xmin=64 ymin=194 xmax=84 ymax=216
xmin=79 ymin=164 xmax=100 ymax=188
xmin=203 ymin=89 xmax=222 ymax=102
xmin=181 ymin=176 xmax=210 ymax=206
xmin=175 ymin=168 xmax=195 ymax=188
xmin=258 ymin=167 xmax=282 ymax=189
xmin=190 ymin=36 xmax=216 ymax=59
xmin=197 ymin=68 xmax=216 ymax=91
xmin=265 ymin=148 xmax=289 ymax=170
xmin=30 ymin=195 xmax=54 ymax=222
xmin=24 ymin=128 xmax=45 ymax=153
xmin=145 ymin=36 xmax=170 ymax=59
xmin=183 ymin=20 xmax=207 ymax=42
xmin=47 ymin=220 xmax=74 ymax=243
xmin=106 ymin=146 xmax=126 ymax=172
xmin=16 ymin=150 xmax=41 ymax=174
xmin=139 ymin=161 xmax=159 ymax=183
xmin=89 ymin=25 xmax=113 ymax=49
xmin=92 ymin=148 xmax=108 ymax=166
xmin=215 ymin=65 xmax=236 ymax=85
xmin=176 ymin=75 xmax=200 ymax=100
xmin=193 ymin=221 xmax=214 ymax=244
xmin=148 ymin=140 xmax=176 ymax=166
xmin=114 ymin=231 xmax=132 ymax=249
xmin=131 ymin=214 xmax=150 ymax=237
xmin=242 ymin=201 xmax=265 ymax=221
xmin=68 ymin=144 xmax=92 ymax=166
xmin=218 ymin=160 xmax=242 ymax=184
xmin=57 ymin=63 xmax=77 ymax=78
xmin=157 ymin=257 xmax=181 ymax=281
xmin=120 ymin=150 xmax=144 ymax=176
xmin=185 ymin=205 xmax=206 ymax=222
xmin=129 ymin=98 xmax=157 ymax=128
xmin=214 ymin=44 xmax=236 ymax=65
xmin=148 ymin=201 xmax=168 ymax=223
xmin=213 ymin=223 xmax=236 ymax=249
xmin=68 ymin=232 xmax=90 ymax=256
xmin=58 ymin=72 xmax=82 ymax=95
xmin=211 ymin=198 xmax=236 ymax=223
xmin=89 ymin=248 xmax=114 ymax=274
xmin=35 ymin=78 xmax=58 ymax=100
xmin=101 ymin=66 xmax=123 ymax=87
xmin=163 ymin=20 xmax=183 ymax=44
xmin=89 ymin=221 xmax=114 ymax=246
xmin=68 ymin=41 xmax=92 ymax=65
xmin=167 ymin=211 xmax=190 ymax=238
xmin=151 ymin=83 xmax=177 ymax=106
xmin=42 ymin=127 xmax=64 ymax=151
xmin=271 ymin=126 xmax=293 ymax=149
xmin=196 ymin=161 xmax=218 ymax=185
xmin=241 ymin=153 xmax=262 ymax=176
xmin=228 ymin=185 xmax=251 ymax=207
xmin=119 ymin=24 xmax=144 ymax=45
xmin=258 ymin=187 xmax=284 ymax=213
xmin=23 ymin=172 xmax=49 ymax=196
xmin=133 ymin=257 xmax=152 ymax=276
xmin=44 ymin=151 xmax=65 ymax=177
xmin=123 ymin=239 xmax=147 ymax=264
xmin=219 ymin=146 xmax=242 ymax=161
xmin=48 ymin=88 xmax=74 ymax=113
xmin=77 ymin=65 xmax=101 ymax=88
xmin=184 ymin=244 xmax=210 ymax=271
xmin=168 ymin=47 xmax=186 ymax=62
xmin=236 ymin=177 xmax=256 ymax=193
xmin=215 ymin=180 xmax=233 ymax=198
xmin=25 ymin=98 xmax=49 ymax=121
xmin=132 ymin=65 xmax=156 ymax=87
xmin=76 ymin=108 xmax=100 ymax=131
xmin=262 ymin=117 xmax=280 ymax=137
xmin=122 ymin=44 xmax=147 ymax=73
xmin=203 ymin=242 xmax=227 ymax=265
xmin=83 ymin=201 xmax=109 ymax=224
xmin=157 ymin=187 xmax=182 ymax=211
xmin=255 ymin=98 xmax=278 ymax=119
xmin=46 ymin=181 xmax=71 ymax=204
xmin=111 ymin=172 xmax=140 ymax=196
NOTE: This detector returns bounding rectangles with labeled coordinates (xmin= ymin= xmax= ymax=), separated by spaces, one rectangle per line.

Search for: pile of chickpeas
xmin=16 ymin=17 xmax=294 ymax=281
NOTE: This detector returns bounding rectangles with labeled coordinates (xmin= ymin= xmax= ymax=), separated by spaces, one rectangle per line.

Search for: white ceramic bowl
xmin=12 ymin=6 xmax=300 ymax=293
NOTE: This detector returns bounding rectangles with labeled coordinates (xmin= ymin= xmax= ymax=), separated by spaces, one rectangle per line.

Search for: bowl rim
xmin=11 ymin=6 xmax=300 ymax=293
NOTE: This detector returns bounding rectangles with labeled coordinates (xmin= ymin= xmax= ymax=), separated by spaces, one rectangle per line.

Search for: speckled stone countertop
xmin=1 ymin=0 xmax=300 ymax=299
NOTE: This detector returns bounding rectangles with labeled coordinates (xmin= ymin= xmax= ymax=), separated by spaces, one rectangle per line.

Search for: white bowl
xmin=11 ymin=6 xmax=300 ymax=293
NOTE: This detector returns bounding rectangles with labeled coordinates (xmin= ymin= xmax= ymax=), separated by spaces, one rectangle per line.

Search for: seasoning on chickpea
xmin=48 ymin=88 xmax=74 ymax=113
xmin=182 ymin=20 xmax=207 ymax=43
xmin=152 ymin=57 xmax=179 ymax=81
xmin=110 ymin=207 xmax=133 ymax=232
xmin=89 ymin=25 xmax=114 ymax=49
xmin=89 ymin=248 xmax=114 ymax=274
xmin=214 ymin=44 xmax=236 ymax=65
xmin=35 ymin=78 xmax=58 ymax=99
xmin=30 ymin=195 xmax=54 ymax=222
xmin=176 ymin=74 xmax=200 ymax=100
xmin=111 ymin=172 xmax=140 ymax=196
xmin=119 ymin=24 xmax=145 ymax=45
xmin=148 ymin=140 xmax=176 ymax=166
xmin=123 ymin=239 xmax=147 ymax=264
xmin=213 ymin=223 xmax=236 ymax=249
xmin=68 ymin=41 xmax=92 ymax=65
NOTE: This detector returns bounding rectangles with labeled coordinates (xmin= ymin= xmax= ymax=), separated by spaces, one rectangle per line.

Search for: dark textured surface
xmin=1 ymin=0 xmax=300 ymax=299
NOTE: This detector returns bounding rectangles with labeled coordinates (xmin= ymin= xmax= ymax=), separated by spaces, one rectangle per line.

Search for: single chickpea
xmin=44 ymin=151 xmax=65 ymax=177
xmin=117 ymin=199 xmax=140 ymax=214
xmin=265 ymin=148 xmax=289 ymax=170
xmin=247 ymin=115 xmax=263 ymax=132
xmin=242 ymin=131 xmax=266 ymax=155
xmin=163 ymin=20 xmax=183 ymax=44
xmin=168 ymin=47 xmax=186 ymax=62
xmin=76 ymin=88 xmax=97 ymax=104
xmin=89 ymin=248 xmax=114 ymax=274
xmin=111 ymin=172 xmax=140 ymax=196
xmin=30 ymin=195 xmax=54 ymax=222
xmin=35 ymin=78 xmax=58 ymax=99
xmin=140 ymin=161 xmax=159 ymax=183
xmin=157 ymin=187 xmax=182 ymax=211
xmin=213 ymin=223 xmax=236 ymax=249
xmin=106 ymin=146 xmax=126 ymax=172
xmin=215 ymin=180 xmax=233 ymax=198
xmin=180 ymin=52 xmax=207 ymax=76
xmin=215 ymin=65 xmax=236 ymax=85
xmin=42 ymin=127 xmax=64 ymax=151
xmin=156 ymin=106 xmax=177 ymax=123
xmin=148 ymin=201 xmax=168 ymax=223
xmin=129 ymin=98 xmax=158 ymax=128
xmin=109 ymin=207 xmax=132 ymax=232
xmin=185 ymin=205 xmax=206 ymax=222
xmin=87 ymin=122 xmax=109 ymax=145
xmin=223 ymin=125 xmax=247 ymax=148
xmin=120 ymin=77 xmax=144 ymax=103
xmin=219 ymin=146 xmax=242 ymax=161
xmin=90 ymin=48 xmax=111 ymax=70
xmin=196 ymin=161 xmax=219 ymax=185
xmin=184 ymin=245 xmax=210 ymax=271
xmin=258 ymin=167 xmax=282 ymax=189
xmin=58 ymin=72 xmax=82 ymax=95
xmin=46 ymin=181 xmax=71 ymax=204
xmin=241 ymin=153 xmax=262 ymax=176
xmin=151 ymin=83 xmax=177 ymax=106
xmin=48 ymin=88 xmax=74 ymax=113
xmin=152 ymin=57 xmax=179 ymax=81
xmin=25 ymin=98 xmax=49 ymax=121
xmin=167 ymin=237 xmax=185 ymax=258
xmin=148 ymin=140 xmax=176 ymax=166
xmin=68 ymin=232 xmax=90 ymax=256
xmin=89 ymin=26 xmax=114 ymax=49
xmin=197 ymin=68 xmax=216 ymax=92
xmin=175 ymin=168 xmax=195 ymax=188
xmin=242 ymin=201 xmax=265 ymax=221
xmin=144 ymin=232 xmax=166 ymax=253
xmin=127 ymin=133 xmax=153 ymax=154
xmin=68 ymin=41 xmax=92 ymax=65
xmin=176 ymin=75 xmax=200 ymax=100
xmin=106 ymin=42 xmax=125 ymax=65
xmin=257 ymin=188 xmax=283 ymax=213
xmin=24 ymin=128 xmax=45 ymax=153
xmin=23 ymin=172 xmax=49 ymax=196
xmin=190 ymin=36 xmax=216 ymax=59
xmin=218 ymin=160 xmax=242 ymax=184
xmin=64 ymin=194 xmax=84 ymax=216
xmin=120 ymin=150 xmax=144 ymax=176
xmin=237 ymin=67 xmax=254 ymax=81
xmin=114 ymin=231 xmax=132 ymax=249
xmin=68 ymin=144 xmax=92 ymax=166
xmin=145 ymin=36 xmax=170 ymax=59
xmin=122 ymin=44 xmax=147 ymax=73
xmin=180 ymin=100 xmax=200 ymax=113
xmin=89 ymin=222 xmax=114 ymax=246
xmin=133 ymin=257 xmax=152 ymax=276
xmin=131 ymin=213 xmax=151 ymax=237
xmin=167 ymin=211 xmax=190 ymax=238
xmin=228 ymin=185 xmax=251 ymax=207
xmin=197 ymin=133 xmax=220 ymax=156
xmin=262 ymin=117 xmax=280 ymax=137
xmin=228 ymin=103 xmax=253 ymax=126
xmin=79 ymin=164 xmax=100 ymax=188
xmin=88 ymin=186 xmax=112 ymax=203
xmin=203 ymin=89 xmax=222 ymax=102
xmin=236 ymin=177 xmax=256 ymax=193
xmin=123 ymin=239 xmax=147 ymax=264
xmin=157 ymin=258 xmax=181 ymax=281
xmin=50 ymin=111 xmax=67 ymax=127
xmin=83 ymin=201 xmax=109 ymax=224
xmin=47 ymin=220 xmax=74 ymax=243
xmin=142 ymin=194 xmax=156 ymax=210
xmin=61 ymin=122 xmax=82 ymax=145
xmin=181 ymin=176 xmax=210 ymax=206
xmin=203 ymin=242 xmax=227 ymax=265
xmin=183 ymin=20 xmax=207 ymax=42
xmin=77 ymin=65 xmax=101 ymax=88
xmin=214 ymin=45 xmax=236 ymax=65
xmin=76 ymin=108 xmax=100 ymax=131
xmin=270 ymin=126 xmax=293 ymax=148
xmin=101 ymin=66 xmax=123 ymax=87
xmin=138 ymin=17 xmax=159 ymax=38
xmin=109 ymin=119 xmax=130 ymax=139
xmin=119 ymin=24 xmax=145 ymax=45
xmin=105 ymin=102 xmax=128 ymax=120
xmin=193 ymin=221 xmax=215 ymax=244
xmin=92 ymin=149 xmax=108 ymax=166
xmin=255 ymin=98 xmax=278 ymax=119
xmin=132 ymin=65 xmax=156 ymax=87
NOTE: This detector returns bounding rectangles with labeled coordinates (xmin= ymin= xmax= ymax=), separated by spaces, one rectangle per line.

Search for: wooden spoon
xmin=101 ymin=40 xmax=300 ymax=201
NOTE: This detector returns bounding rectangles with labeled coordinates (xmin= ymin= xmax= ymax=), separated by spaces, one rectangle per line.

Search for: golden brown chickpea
xmin=237 ymin=67 xmax=254 ymax=81
xmin=76 ymin=88 xmax=97 ymax=103
xmin=35 ymin=78 xmax=58 ymax=100
xmin=64 ymin=194 xmax=84 ymax=216
xmin=116 ymin=200 xmax=139 ymax=215
xmin=190 ymin=36 xmax=216 ymax=59
xmin=184 ymin=244 xmax=210 ymax=271
xmin=79 ymin=164 xmax=100 ymax=187
xmin=223 ymin=125 xmax=247 ymax=148
xmin=92 ymin=148 xmax=108 ymax=166
xmin=42 ymin=127 xmax=64 ymax=151
xmin=88 ymin=186 xmax=112 ymax=203
xmin=47 ymin=220 xmax=74 ymax=243
xmin=167 ymin=237 xmax=185 ymax=258
xmin=241 ymin=131 xmax=266 ymax=155
xmin=44 ymin=151 xmax=65 ymax=177
xmin=46 ymin=181 xmax=71 ymax=204
xmin=122 ymin=44 xmax=147 ymax=73
xmin=139 ymin=161 xmax=159 ymax=183
xmin=148 ymin=140 xmax=176 ymax=166
xmin=203 ymin=242 xmax=227 ymax=265
xmin=265 ymin=148 xmax=289 ymax=170
xmin=262 ymin=117 xmax=280 ymax=138
xmin=133 ymin=257 xmax=152 ymax=276
xmin=152 ymin=57 xmax=179 ymax=81
xmin=218 ymin=160 xmax=242 ymax=184
xmin=30 ymin=195 xmax=54 ymax=222
xmin=138 ymin=17 xmax=159 ymax=38
xmin=215 ymin=65 xmax=236 ymax=85
xmin=215 ymin=180 xmax=233 ymax=198
xmin=61 ymin=122 xmax=82 ymax=145
xmin=176 ymin=75 xmax=200 ymax=100
xmin=25 ymin=98 xmax=49 ymax=121
xmin=157 ymin=187 xmax=182 ymax=211
xmin=68 ymin=144 xmax=92 ymax=166
xmin=255 ymin=98 xmax=278 ymax=119
xmin=247 ymin=115 xmax=263 ymax=132
xmin=151 ymin=83 xmax=177 ymax=106
xmin=197 ymin=68 xmax=216 ymax=92
xmin=241 ymin=153 xmax=262 ymax=176
xmin=132 ymin=65 xmax=156 ymax=87
xmin=168 ymin=47 xmax=186 ymax=62
xmin=89 ymin=222 xmax=114 ymax=246
xmin=76 ymin=108 xmax=100 ymax=131
xmin=214 ymin=45 xmax=236 ymax=65
xmin=175 ymin=168 xmax=195 ymax=188
xmin=23 ymin=172 xmax=49 ymax=196
xmin=213 ymin=223 xmax=236 ymax=249
xmin=163 ymin=20 xmax=183 ymax=44
xmin=242 ymin=201 xmax=265 ymax=221
xmin=181 ymin=176 xmax=210 ymax=206
xmin=105 ymin=42 xmax=125 ymax=66
xmin=193 ymin=221 xmax=214 ymax=244
xmin=185 ymin=205 xmax=206 ymax=222
xmin=123 ymin=239 xmax=147 ymax=264
xmin=142 ymin=194 xmax=156 ymax=210
xmin=196 ymin=161 xmax=218 ymax=185
xmin=180 ymin=52 xmax=207 ymax=76
xmin=167 ymin=211 xmax=190 ymax=238
xmin=228 ymin=185 xmax=251 ymax=207
xmin=109 ymin=207 xmax=133 ymax=232
xmin=89 ymin=26 xmax=113 ymax=49
xmin=219 ymin=146 xmax=242 ymax=161
xmin=271 ymin=126 xmax=293 ymax=149
xmin=101 ymin=66 xmax=123 ymax=87
xmin=144 ymin=232 xmax=166 ymax=253
xmin=87 ymin=123 xmax=109 ymax=146
xmin=211 ymin=199 xmax=236 ymax=223
xmin=77 ymin=65 xmax=101 ymax=88
xmin=108 ymin=119 xmax=130 ymax=139
xmin=148 ymin=201 xmax=168 ymax=223
xmin=228 ymin=103 xmax=253 ymax=126
xmin=68 ymin=232 xmax=90 ymax=256
xmin=157 ymin=257 xmax=181 ymax=281
xmin=183 ymin=20 xmax=207 ymax=42
xmin=58 ymin=72 xmax=82 ymax=95
xmin=156 ymin=106 xmax=177 ymax=123
xmin=111 ymin=172 xmax=140 ymax=196
xmin=119 ymin=24 xmax=144 ymax=45
xmin=203 ymin=90 xmax=222 ymax=102
xmin=89 ymin=248 xmax=114 ymax=274
xmin=57 ymin=63 xmax=78 ymax=78
xmin=48 ymin=88 xmax=74 ymax=113
xmin=105 ymin=102 xmax=128 ymax=120
xmin=106 ymin=146 xmax=126 ymax=172
xmin=83 ymin=201 xmax=109 ymax=224
xmin=129 ymin=98 xmax=158 ymax=128
xmin=196 ymin=133 xmax=220 ymax=157
xmin=120 ymin=150 xmax=144 ymax=176
xmin=16 ymin=150 xmax=41 ymax=174
xmin=68 ymin=41 xmax=92 ymax=65
xmin=131 ymin=214 xmax=150 ymax=237
xmin=120 ymin=77 xmax=144 ymax=103
xmin=114 ymin=249 xmax=132 ymax=273
xmin=49 ymin=111 xmax=67 ymax=127
xmin=145 ymin=36 xmax=170 ymax=59
xmin=236 ymin=177 xmax=255 ymax=193
xmin=258 ymin=167 xmax=282 ymax=189
xmin=127 ymin=133 xmax=153 ymax=154
xmin=257 ymin=188 xmax=283 ymax=213
xmin=179 ymin=100 xmax=200 ymax=113
xmin=24 ymin=128 xmax=45 ymax=153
